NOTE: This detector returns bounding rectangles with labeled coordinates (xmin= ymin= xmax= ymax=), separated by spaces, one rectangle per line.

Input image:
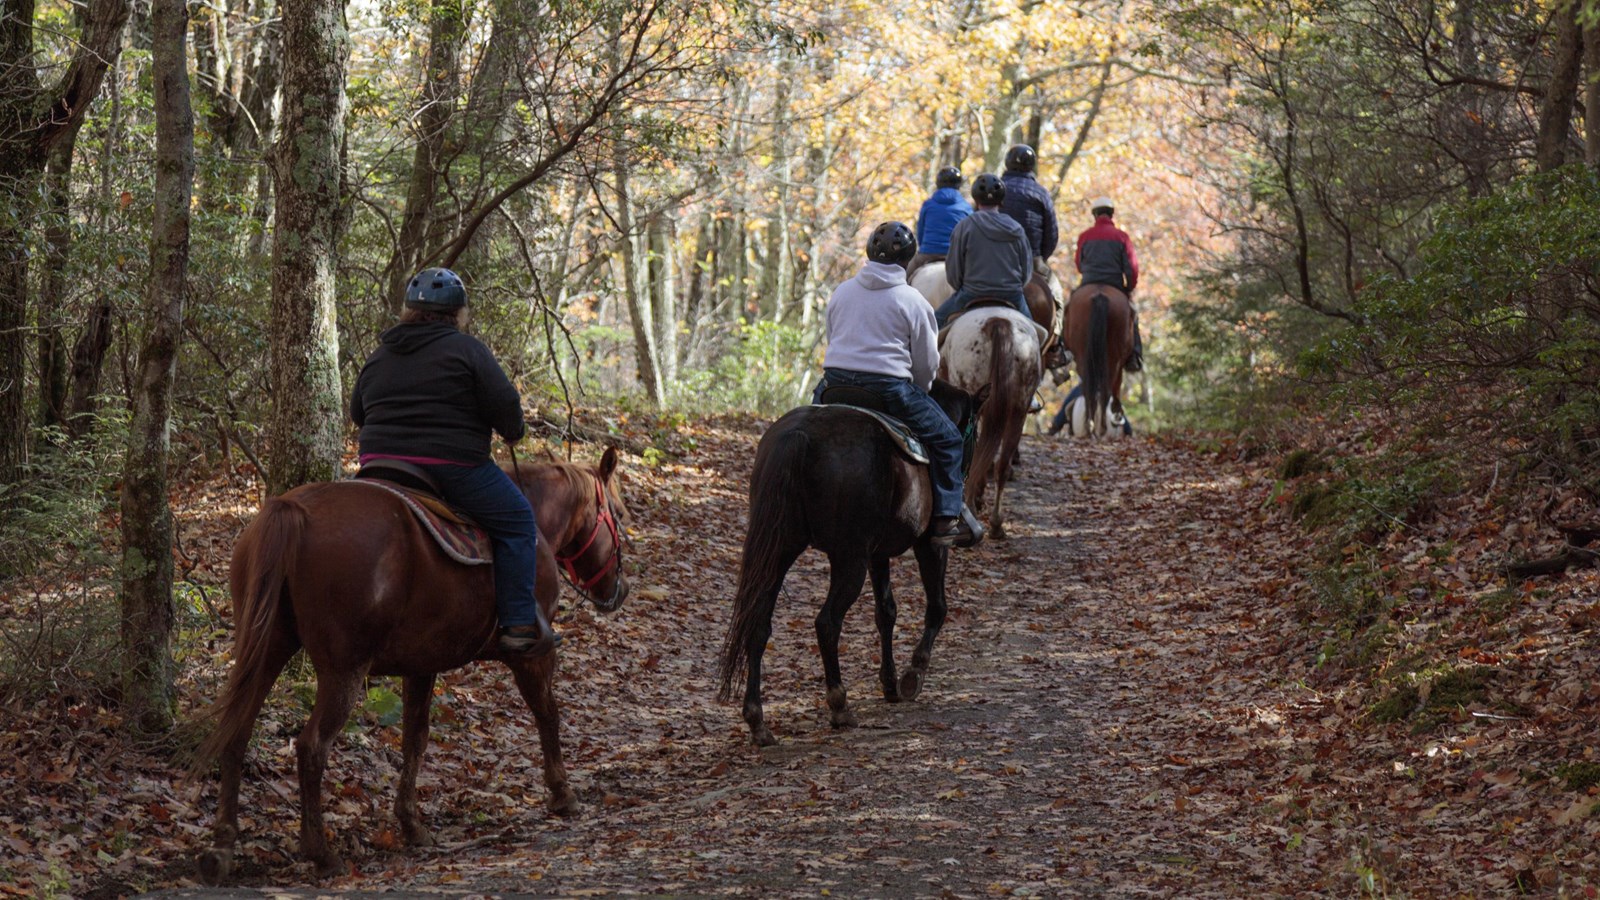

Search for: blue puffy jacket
xmin=915 ymin=187 xmax=973 ymax=256
xmin=1000 ymin=172 xmax=1059 ymax=259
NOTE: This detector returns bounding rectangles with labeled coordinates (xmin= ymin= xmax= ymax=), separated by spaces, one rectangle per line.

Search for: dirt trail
xmin=153 ymin=429 xmax=1321 ymax=898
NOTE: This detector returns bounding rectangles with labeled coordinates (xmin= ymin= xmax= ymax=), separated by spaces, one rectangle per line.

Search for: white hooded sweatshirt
xmin=821 ymin=261 xmax=940 ymax=390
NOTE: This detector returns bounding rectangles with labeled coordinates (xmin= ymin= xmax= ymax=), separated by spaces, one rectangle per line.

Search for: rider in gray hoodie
xmin=936 ymin=173 xmax=1032 ymax=328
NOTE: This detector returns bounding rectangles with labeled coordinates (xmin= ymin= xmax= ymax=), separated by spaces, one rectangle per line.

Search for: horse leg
xmin=991 ymin=413 xmax=1027 ymax=540
xmin=899 ymin=540 xmax=949 ymax=701
xmin=507 ymin=655 xmax=579 ymax=815
xmin=296 ymin=667 xmax=365 ymax=878
xmin=869 ymin=557 xmax=901 ymax=703
xmin=740 ymin=546 xmax=803 ymax=747
xmin=395 ymin=673 xmax=437 ymax=847
xmin=197 ymin=629 xmax=299 ymax=886
xmin=817 ymin=554 xmax=868 ymax=729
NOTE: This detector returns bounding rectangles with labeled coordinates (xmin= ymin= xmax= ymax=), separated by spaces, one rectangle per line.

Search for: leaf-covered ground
xmin=5 ymin=420 xmax=1600 ymax=897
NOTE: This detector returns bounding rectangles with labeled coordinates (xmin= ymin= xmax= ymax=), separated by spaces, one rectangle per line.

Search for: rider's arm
xmin=945 ymin=225 xmax=964 ymax=287
xmin=908 ymin=302 xmax=938 ymax=391
xmin=915 ymin=200 xmax=929 ymax=243
xmin=1074 ymin=229 xmax=1086 ymax=274
xmin=468 ymin=338 xmax=527 ymax=445
xmin=1040 ymin=197 xmax=1059 ymax=259
xmin=349 ymin=366 xmax=368 ymax=427
xmin=1124 ymin=231 xmax=1140 ymax=292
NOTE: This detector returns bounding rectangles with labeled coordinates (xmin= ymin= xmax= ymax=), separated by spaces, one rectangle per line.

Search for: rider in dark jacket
xmin=351 ymin=268 xmax=561 ymax=657
xmin=1074 ymin=197 xmax=1144 ymax=372
xmin=907 ymin=166 xmax=972 ymax=285
xmin=998 ymin=145 xmax=1059 ymax=263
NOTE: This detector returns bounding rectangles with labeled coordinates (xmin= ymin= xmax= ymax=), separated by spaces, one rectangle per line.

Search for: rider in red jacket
xmin=1074 ymin=197 xmax=1144 ymax=372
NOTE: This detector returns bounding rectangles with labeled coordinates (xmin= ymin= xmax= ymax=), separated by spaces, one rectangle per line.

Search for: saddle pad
xmin=351 ymin=479 xmax=493 ymax=566
xmin=816 ymin=404 xmax=929 ymax=464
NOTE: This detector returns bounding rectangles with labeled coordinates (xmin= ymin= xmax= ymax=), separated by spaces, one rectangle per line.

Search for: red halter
xmin=554 ymin=476 xmax=622 ymax=599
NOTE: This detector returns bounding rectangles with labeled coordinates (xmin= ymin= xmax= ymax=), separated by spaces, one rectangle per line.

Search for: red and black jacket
xmin=1074 ymin=214 xmax=1139 ymax=292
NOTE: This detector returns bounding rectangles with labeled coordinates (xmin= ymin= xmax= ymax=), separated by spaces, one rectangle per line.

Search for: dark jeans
xmin=935 ymin=286 xmax=1029 ymax=329
xmin=813 ymin=368 xmax=964 ymax=517
xmin=421 ymin=461 xmax=539 ymax=627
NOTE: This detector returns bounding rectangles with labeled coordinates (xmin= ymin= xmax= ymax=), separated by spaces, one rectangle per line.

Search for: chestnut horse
xmin=194 ymin=449 xmax=629 ymax=883
xmin=1063 ymin=284 xmax=1134 ymax=437
xmin=940 ymin=306 xmax=1042 ymax=540
xmin=718 ymin=380 xmax=985 ymax=746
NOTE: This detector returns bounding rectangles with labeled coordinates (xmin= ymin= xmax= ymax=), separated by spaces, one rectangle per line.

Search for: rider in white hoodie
xmin=811 ymin=222 xmax=981 ymax=548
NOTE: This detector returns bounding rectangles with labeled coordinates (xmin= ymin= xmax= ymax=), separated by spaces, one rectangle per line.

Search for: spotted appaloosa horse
xmin=1062 ymin=283 xmax=1135 ymax=438
xmin=940 ymin=305 xmax=1042 ymax=539
xmin=194 ymin=450 xmax=629 ymax=883
xmin=718 ymin=380 xmax=986 ymax=747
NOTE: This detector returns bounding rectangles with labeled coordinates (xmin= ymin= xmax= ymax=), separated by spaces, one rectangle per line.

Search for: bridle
xmin=553 ymin=475 xmax=625 ymax=610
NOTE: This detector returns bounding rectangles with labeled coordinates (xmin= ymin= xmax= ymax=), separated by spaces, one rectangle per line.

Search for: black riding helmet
xmin=866 ymin=221 xmax=917 ymax=266
xmin=971 ymin=173 xmax=1006 ymax=206
xmin=1004 ymin=144 xmax=1037 ymax=174
xmin=936 ymin=166 xmax=963 ymax=189
xmin=405 ymin=267 xmax=467 ymax=311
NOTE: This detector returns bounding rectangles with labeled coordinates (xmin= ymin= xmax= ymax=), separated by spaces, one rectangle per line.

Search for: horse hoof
xmin=882 ymin=679 xmax=903 ymax=703
xmin=751 ymin=726 xmax=777 ymax=747
xmin=196 ymin=848 xmax=233 ymax=886
xmin=899 ymin=670 xmax=924 ymax=701
xmin=992 ymin=524 xmax=1007 ymax=541
xmin=548 ymin=787 xmax=580 ymax=817
xmin=830 ymin=708 xmax=858 ymax=729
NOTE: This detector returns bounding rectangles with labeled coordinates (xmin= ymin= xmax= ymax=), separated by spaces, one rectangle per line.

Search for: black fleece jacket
xmin=350 ymin=322 xmax=525 ymax=463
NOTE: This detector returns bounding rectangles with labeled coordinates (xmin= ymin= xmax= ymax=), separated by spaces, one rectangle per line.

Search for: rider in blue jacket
xmin=907 ymin=166 xmax=972 ymax=284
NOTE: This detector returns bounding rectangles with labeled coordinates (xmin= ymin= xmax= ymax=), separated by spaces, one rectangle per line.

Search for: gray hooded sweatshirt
xmin=822 ymin=260 xmax=939 ymax=390
xmin=945 ymin=208 xmax=1032 ymax=297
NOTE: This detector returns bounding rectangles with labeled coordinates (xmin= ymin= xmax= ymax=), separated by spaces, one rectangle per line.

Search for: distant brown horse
xmin=194 ymin=449 xmax=629 ymax=883
xmin=1023 ymin=267 xmax=1065 ymax=364
xmin=940 ymin=306 xmax=1042 ymax=539
xmin=1063 ymin=284 xmax=1134 ymax=437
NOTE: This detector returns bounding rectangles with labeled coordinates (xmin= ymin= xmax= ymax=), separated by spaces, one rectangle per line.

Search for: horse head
xmin=509 ymin=447 xmax=631 ymax=613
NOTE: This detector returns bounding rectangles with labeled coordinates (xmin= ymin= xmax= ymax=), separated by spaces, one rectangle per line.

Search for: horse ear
xmin=599 ymin=445 xmax=619 ymax=483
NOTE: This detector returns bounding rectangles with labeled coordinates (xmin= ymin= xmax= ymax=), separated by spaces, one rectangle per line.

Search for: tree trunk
xmin=1586 ymin=22 xmax=1600 ymax=169
xmin=614 ymin=166 xmax=665 ymax=404
xmin=0 ymin=0 xmax=131 ymax=490
xmin=267 ymin=0 xmax=349 ymax=494
xmin=1537 ymin=4 xmax=1583 ymax=173
xmin=36 ymin=126 xmax=82 ymax=431
xmin=120 ymin=0 xmax=193 ymax=736
xmin=649 ymin=214 xmax=679 ymax=384
xmin=385 ymin=0 xmax=467 ymax=312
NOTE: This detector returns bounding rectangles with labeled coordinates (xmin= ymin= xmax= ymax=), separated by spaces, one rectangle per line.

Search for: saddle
xmin=814 ymin=386 xmax=929 ymax=464
xmin=352 ymin=462 xmax=494 ymax=565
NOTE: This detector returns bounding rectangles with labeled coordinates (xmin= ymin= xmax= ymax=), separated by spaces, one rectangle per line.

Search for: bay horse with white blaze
xmin=1063 ymin=284 xmax=1135 ymax=438
xmin=718 ymin=380 xmax=985 ymax=746
xmin=940 ymin=306 xmax=1042 ymax=540
xmin=193 ymin=449 xmax=629 ymax=883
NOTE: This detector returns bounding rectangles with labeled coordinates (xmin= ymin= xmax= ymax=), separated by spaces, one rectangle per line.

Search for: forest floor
xmin=5 ymin=417 xmax=1600 ymax=897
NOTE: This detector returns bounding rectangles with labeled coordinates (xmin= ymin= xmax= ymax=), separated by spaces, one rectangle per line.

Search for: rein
xmin=508 ymin=443 xmax=625 ymax=608
xmin=554 ymin=476 xmax=623 ymax=604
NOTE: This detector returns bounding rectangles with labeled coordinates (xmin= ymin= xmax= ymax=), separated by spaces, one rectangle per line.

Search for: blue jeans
xmin=421 ymin=461 xmax=539 ymax=627
xmin=813 ymin=368 xmax=964 ymax=518
xmin=935 ymin=287 xmax=1029 ymax=329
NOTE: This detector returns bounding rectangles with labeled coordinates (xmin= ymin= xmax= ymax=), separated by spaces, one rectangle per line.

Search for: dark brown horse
xmin=1024 ymin=267 xmax=1065 ymax=365
xmin=194 ymin=449 xmax=629 ymax=883
xmin=718 ymin=380 xmax=985 ymax=746
xmin=1062 ymin=284 xmax=1135 ymax=437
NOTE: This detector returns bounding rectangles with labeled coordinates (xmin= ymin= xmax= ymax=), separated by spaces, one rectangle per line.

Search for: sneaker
xmin=498 ymin=624 xmax=562 ymax=657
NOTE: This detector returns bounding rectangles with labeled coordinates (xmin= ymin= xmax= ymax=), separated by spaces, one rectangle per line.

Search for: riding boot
xmin=1126 ymin=313 xmax=1145 ymax=373
xmin=498 ymin=602 xmax=562 ymax=657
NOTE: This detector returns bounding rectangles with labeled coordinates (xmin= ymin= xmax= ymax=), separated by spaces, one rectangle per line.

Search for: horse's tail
xmin=191 ymin=497 xmax=306 ymax=773
xmin=1084 ymin=292 xmax=1110 ymax=430
xmin=718 ymin=429 xmax=808 ymax=702
xmin=969 ymin=317 xmax=1019 ymax=500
